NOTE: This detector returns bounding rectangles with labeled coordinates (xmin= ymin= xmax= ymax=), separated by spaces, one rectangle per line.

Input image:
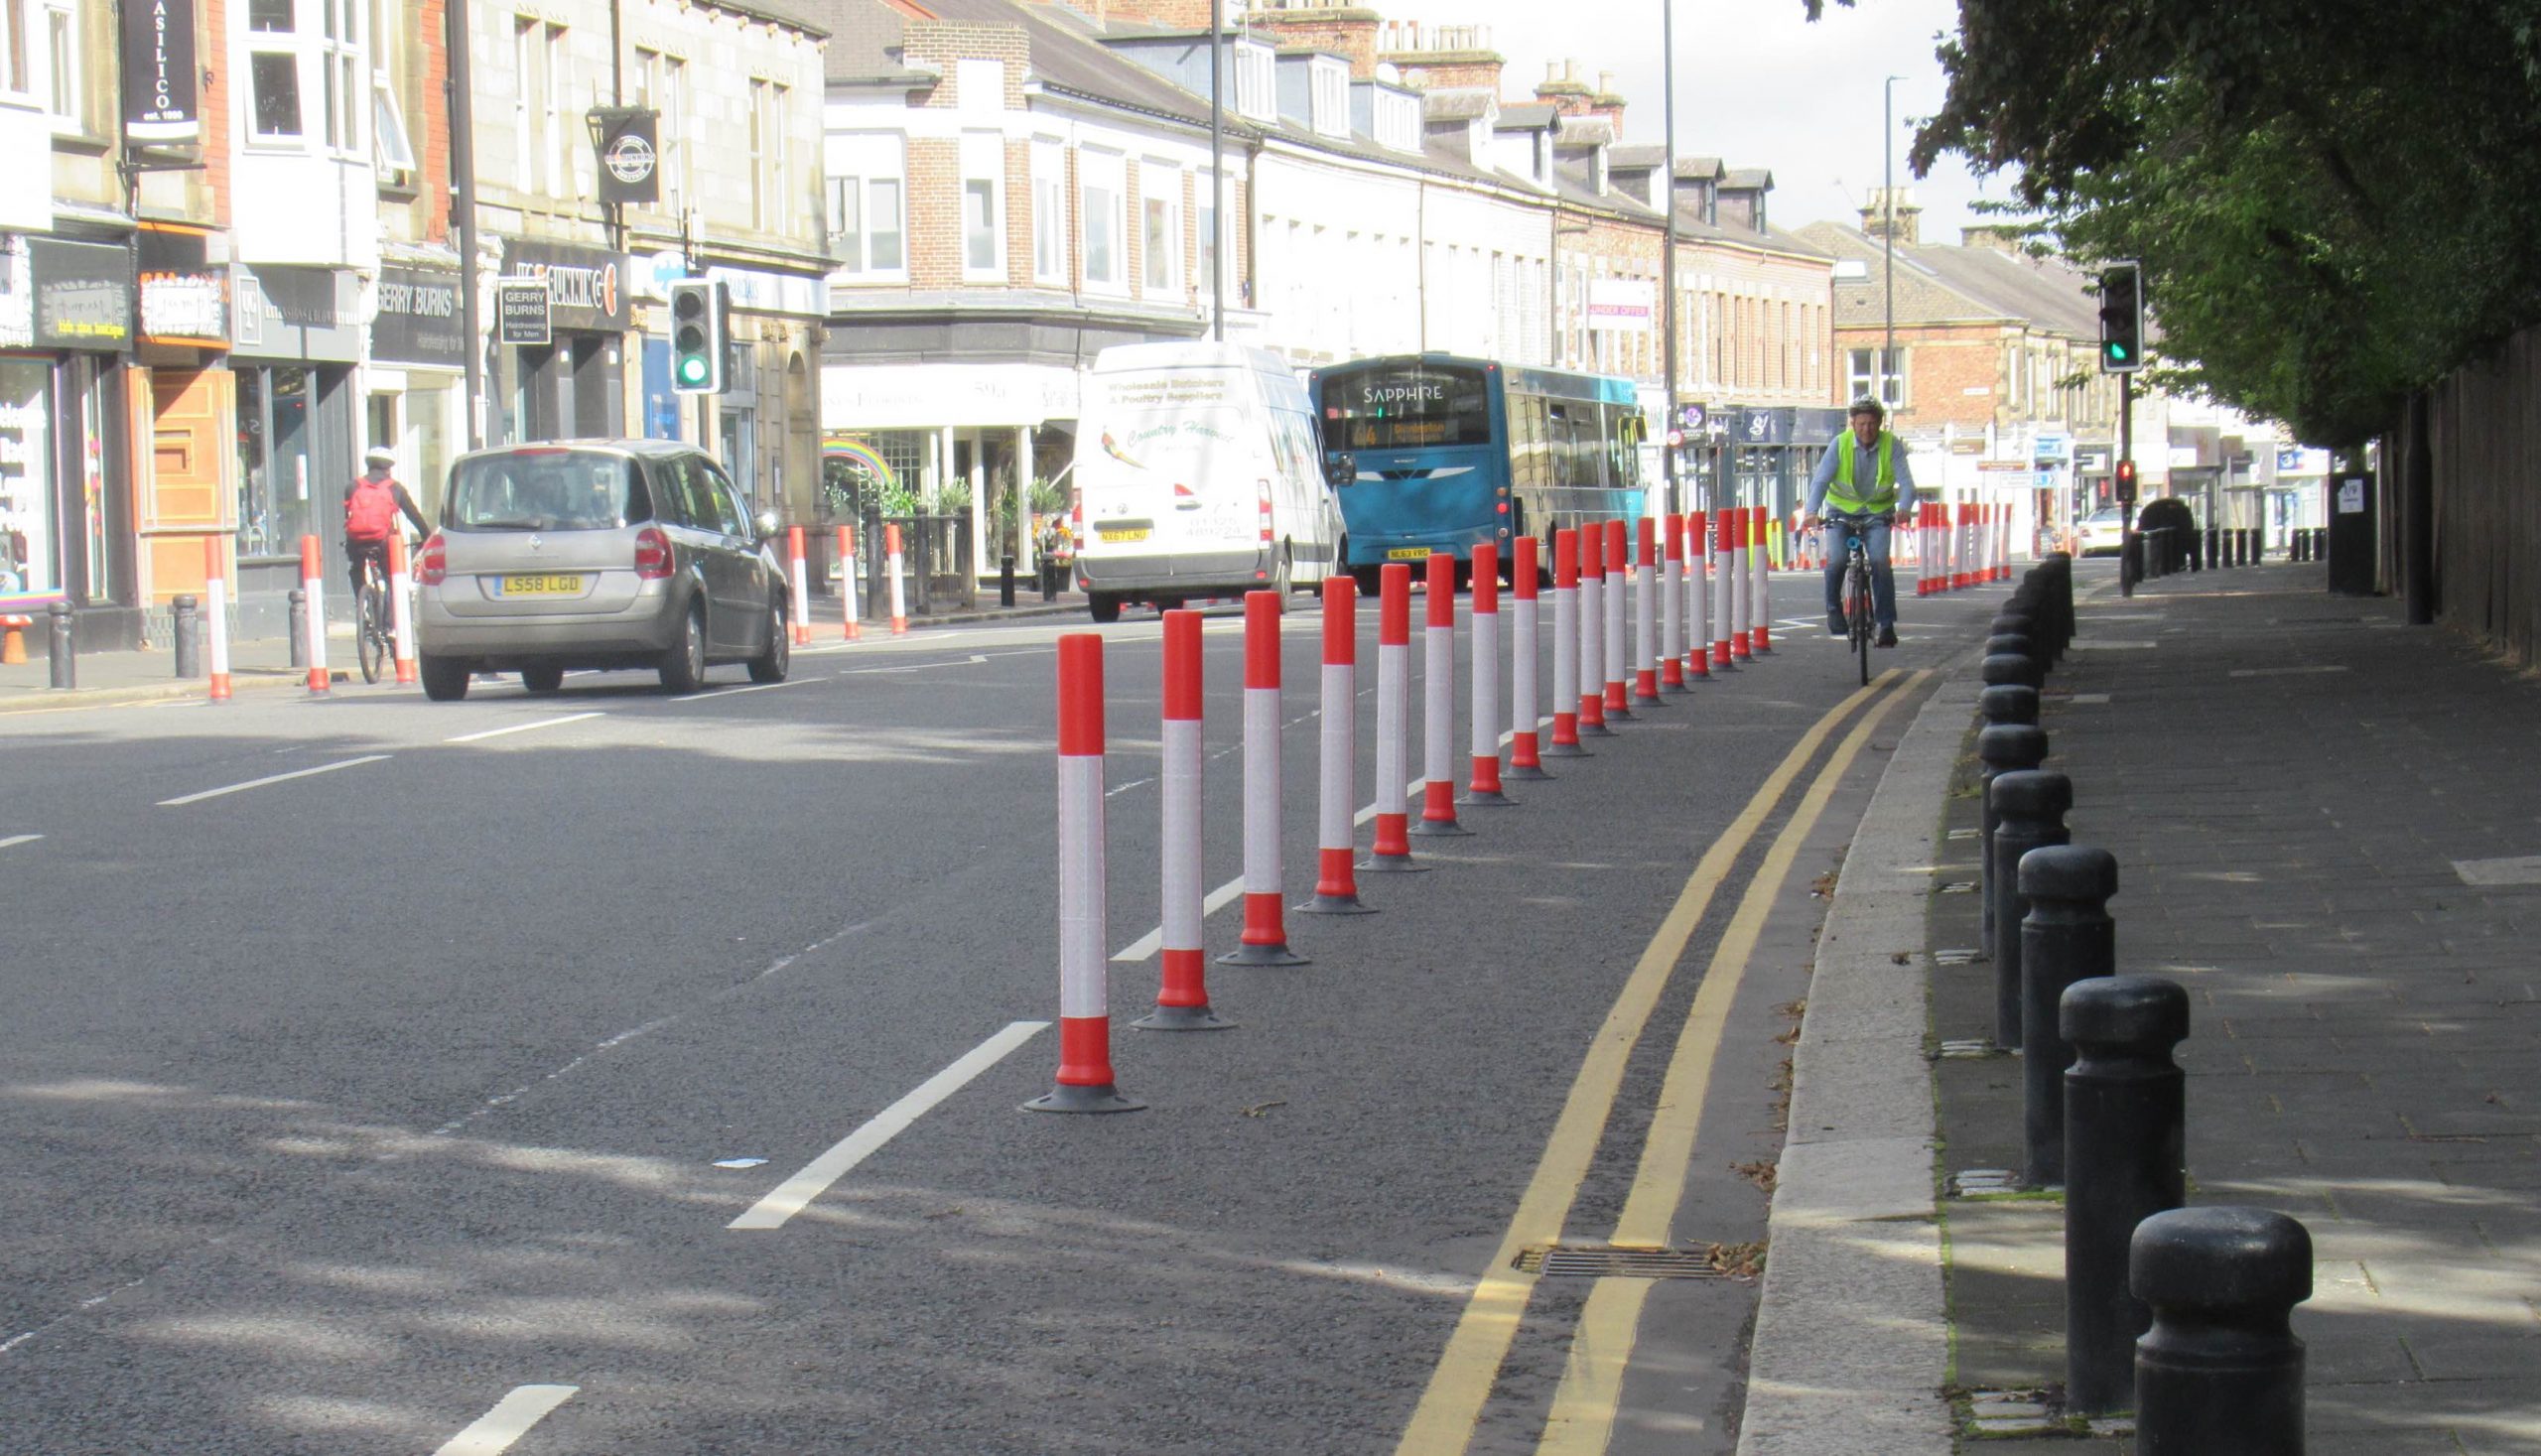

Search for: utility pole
xmin=1210 ymin=0 xmax=1225 ymax=342
xmin=450 ymin=0 xmax=484 ymax=448
xmin=1882 ymin=74 xmax=1902 ymax=409
xmin=1661 ymin=0 xmax=1680 ymax=517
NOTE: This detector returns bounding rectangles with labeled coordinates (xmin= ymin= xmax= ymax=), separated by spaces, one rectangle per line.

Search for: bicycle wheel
xmin=1847 ymin=563 xmax=1873 ymax=686
xmin=356 ymin=584 xmax=387 ymax=684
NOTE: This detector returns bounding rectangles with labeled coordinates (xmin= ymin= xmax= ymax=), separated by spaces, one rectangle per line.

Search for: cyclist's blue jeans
xmin=1822 ymin=517 xmax=1898 ymax=629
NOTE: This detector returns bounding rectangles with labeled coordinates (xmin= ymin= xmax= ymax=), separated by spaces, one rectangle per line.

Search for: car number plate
xmin=1386 ymin=547 xmax=1431 ymax=561
xmin=1097 ymin=527 xmax=1150 ymax=543
xmin=498 ymin=574 xmax=585 ymax=596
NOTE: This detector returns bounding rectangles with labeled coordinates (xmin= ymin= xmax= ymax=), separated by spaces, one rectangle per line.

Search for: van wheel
xmin=1089 ymin=593 xmax=1123 ymax=624
xmin=420 ymin=654 xmax=470 ymax=702
xmin=659 ymin=603 xmax=708 ymax=694
xmin=1271 ymin=543 xmax=1294 ymax=596
xmin=519 ymin=665 xmax=565 ymax=694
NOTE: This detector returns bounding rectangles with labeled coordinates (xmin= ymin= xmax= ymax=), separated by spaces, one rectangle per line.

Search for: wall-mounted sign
xmin=499 ymin=240 xmax=629 ymax=332
xmin=372 ymin=267 xmax=464 ymax=367
xmin=120 ymin=0 xmax=201 ymax=145
xmin=590 ymin=107 xmax=660 ymax=206
xmin=497 ymin=279 xmax=553 ymax=346
xmin=2337 ymin=478 xmax=2366 ymax=515
xmin=30 ymin=239 xmax=134 ymax=350
xmin=1585 ymin=278 xmax=1655 ymax=334
xmin=138 ymin=224 xmax=227 ymax=344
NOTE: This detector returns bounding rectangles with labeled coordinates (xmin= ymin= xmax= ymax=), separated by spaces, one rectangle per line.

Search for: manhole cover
xmin=1513 ymin=1246 xmax=1727 ymax=1279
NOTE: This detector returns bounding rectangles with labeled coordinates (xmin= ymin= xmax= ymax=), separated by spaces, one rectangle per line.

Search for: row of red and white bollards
xmin=1028 ymin=509 xmax=1789 ymax=1112
xmin=1918 ymin=500 xmax=2013 ymax=596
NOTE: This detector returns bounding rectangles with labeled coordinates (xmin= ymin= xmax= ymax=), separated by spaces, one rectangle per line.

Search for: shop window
xmin=0 ymin=360 xmax=56 ymax=597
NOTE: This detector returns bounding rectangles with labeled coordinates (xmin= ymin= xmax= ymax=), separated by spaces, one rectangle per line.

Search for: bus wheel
xmin=1089 ymin=593 xmax=1124 ymax=624
xmin=1352 ymin=564 xmax=1382 ymax=596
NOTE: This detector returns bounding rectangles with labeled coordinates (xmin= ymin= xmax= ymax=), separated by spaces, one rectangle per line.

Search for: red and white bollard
xmin=787 ymin=526 xmax=813 ymax=646
xmin=203 ymin=536 xmax=231 ymax=704
xmin=836 ymin=525 xmax=863 ymax=640
xmin=1465 ymin=542 xmax=1512 ymax=806
xmin=1729 ymin=508 xmax=1753 ymax=662
xmin=1366 ymin=562 xmax=1427 ymax=872
xmin=1685 ymin=511 xmax=1711 ymax=681
xmin=1997 ymin=503 xmax=2013 ymax=581
xmin=1138 ymin=608 xmax=1236 ymax=1027
xmin=1411 ymin=552 xmax=1469 ymax=837
xmin=1660 ymin=512 xmax=1687 ymax=693
xmin=1632 ymin=516 xmax=1663 ymax=703
xmin=1546 ymin=528 xmax=1589 ymax=758
xmin=1712 ymin=508 xmax=1736 ymax=671
xmin=1601 ymin=519 xmax=1632 ymax=719
xmin=1026 ymin=633 xmax=1144 ymax=1113
xmin=1751 ymin=507 xmax=1774 ymax=654
xmin=1508 ymin=535 xmax=1552 ymax=777
xmin=1301 ymin=578 xmax=1376 ymax=915
xmin=1953 ymin=502 xmax=1972 ymax=591
xmin=387 ymin=533 xmax=418 ymax=685
xmin=1578 ymin=522 xmax=1612 ymax=733
xmin=1224 ymin=590 xmax=1309 ymax=963
xmin=885 ymin=523 xmax=910 ymax=634
xmin=299 ymin=534 xmax=331 ymax=696
xmin=1915 ymin=504 xmax=1933 ymax=596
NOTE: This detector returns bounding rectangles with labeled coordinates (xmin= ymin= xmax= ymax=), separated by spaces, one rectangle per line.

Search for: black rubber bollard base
xmin=1022 ymin=1083 xmax=1146 ymax=1114
xmin=1504 ymin=763 xmax=1555 ymax=780
xmin=1407 ymin=819 xmax=1472 ymax=837
xmin=1296 ymin=894 xmax=1377 ymax=915
xmin=1218 ymin=942 xmax=1310 ymax=967
xmin=1539 ymin=742 xmax=1592 ymax=758
xmin=1459 ymin=790 xmax=1519 ymax=807
xmin=1358 ymin=855 xmax=1431 ymax=874
xmin=1579 ymin=722 xmax=1619 ymax=736
xmin=1660 ymin=679 xmax=1692 ymax=695
xmin=1133 ymin=1004 xmax=1235 ymax=1031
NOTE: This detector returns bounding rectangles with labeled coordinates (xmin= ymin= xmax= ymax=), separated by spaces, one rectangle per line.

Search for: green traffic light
xmin=678 ymin=356 xmax=708 ymax=384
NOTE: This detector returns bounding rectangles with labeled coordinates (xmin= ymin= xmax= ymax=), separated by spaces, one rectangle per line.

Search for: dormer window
xmin=1235 ymin=42 xmax=1275 ymax=122
xmin=1375 ymin=89 xmax=1418 ymax=152
xmin=1308 ymin=58 xmax=1347 ymax=138
xmin=1468 ymin=118 xmax=1488 ymax=158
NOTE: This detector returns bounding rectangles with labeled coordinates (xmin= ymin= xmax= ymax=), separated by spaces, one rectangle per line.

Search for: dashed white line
xmin=443 ymin=712 xmax=605 ymax=743
xmin=729 ymin=1021 xmax=1048 ymax=1231
xmin=0 ymin=834 xmax=41 ymax=850
xmin=433 ymin=1385 xmax=580 ymax=1455
xmin=156 ymin=755 xmax=391 ymax=807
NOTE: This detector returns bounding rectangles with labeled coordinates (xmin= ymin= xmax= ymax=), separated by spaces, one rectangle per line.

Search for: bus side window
xmin=1547 ymin=405 xmax=1574 ymax=491
xmin=1513 ymin=394 xmax=1546 ymax=494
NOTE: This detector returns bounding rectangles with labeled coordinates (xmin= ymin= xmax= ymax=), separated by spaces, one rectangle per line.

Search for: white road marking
xmin=444 ymin=712 xmax=605 ymax=743
xmin=0 ymin=834 xmax=40 ymax=850
xmin=433 ymin=1385 xmax=579 ymax=1455
xmin=729 ymin=1021 xmax=1048 ymax=1231
xmin=156 ymin=755 xmax=391 ymax=807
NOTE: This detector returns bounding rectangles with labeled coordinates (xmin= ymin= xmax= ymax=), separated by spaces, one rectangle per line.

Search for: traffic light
xmin=2098 ymin=262 xmax=2144 ymax=373
xmin=2114 ymin=458 xmax=2138 ymax=504
xmin=668 ymin=279 xmax=728 ymax=394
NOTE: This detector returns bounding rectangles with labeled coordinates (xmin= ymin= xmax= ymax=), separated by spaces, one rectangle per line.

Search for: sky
xmin=1407 ymin=0 xmax=2022 ymax=241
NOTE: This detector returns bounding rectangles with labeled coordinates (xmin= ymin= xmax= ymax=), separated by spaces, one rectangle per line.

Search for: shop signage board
xmin=499 ymin=241 xmax=630 ymax=331
xmin=120 ymin=0 xmax=201 ymax=144
xmin=497 ymin=279 xmax=553 ymax=346
xmin=138 ymin=225 xmax=226 ymax=345
xmin=29 ymin=240 xmax=134 ymax=350
xmin=372 ymin=268 xmax=465 ymax=368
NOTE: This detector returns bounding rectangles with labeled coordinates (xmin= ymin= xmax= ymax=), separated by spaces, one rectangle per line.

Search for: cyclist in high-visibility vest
xmin=1803 ymin=397 xmax=1919 ymax=647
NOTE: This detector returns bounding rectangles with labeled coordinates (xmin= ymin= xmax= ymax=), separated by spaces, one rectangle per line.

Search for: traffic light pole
xmin=2118 ymin=371 xmax=2137 ymax=597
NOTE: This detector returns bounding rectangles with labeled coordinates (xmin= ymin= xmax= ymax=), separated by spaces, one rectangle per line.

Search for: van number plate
xmin=1386 ymin=547 xmax=1431 ymax=561
xmin=497 ymin=574 xmax=586 ymax=596
xmin=1098 ymin=527 xmax=1150 ymax=544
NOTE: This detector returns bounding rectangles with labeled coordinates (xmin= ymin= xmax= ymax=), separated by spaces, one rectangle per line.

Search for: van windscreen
xmin=1321 ymin=363 xmax=1491 ymax=451
xmin=448 ymin=452 xmax=649 ymax=531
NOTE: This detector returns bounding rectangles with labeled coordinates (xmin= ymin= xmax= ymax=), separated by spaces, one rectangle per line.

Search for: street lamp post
xmin=1882 ymin=73 xmax=1903 ymax=410
xmin=1210 ymin=0 xmax=1225 ymax=342
xmin=1662 ymin=0 xmax=1679 ymax=516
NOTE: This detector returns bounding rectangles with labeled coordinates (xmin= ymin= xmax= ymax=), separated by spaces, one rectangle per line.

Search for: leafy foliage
xmin=1813 ymin=0 xmax=2541 ymax=444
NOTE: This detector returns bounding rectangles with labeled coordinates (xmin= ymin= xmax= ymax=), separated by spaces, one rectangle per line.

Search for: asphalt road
xmin=0 ymin=576 xmax=2002 ymax=1454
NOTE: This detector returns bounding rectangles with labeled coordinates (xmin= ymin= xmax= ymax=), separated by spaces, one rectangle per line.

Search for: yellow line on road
xmin=1534 ymin=670 xmax=1928 ymax=1455
xmin=1393 ymin=668 xmax=1908 ymax=1456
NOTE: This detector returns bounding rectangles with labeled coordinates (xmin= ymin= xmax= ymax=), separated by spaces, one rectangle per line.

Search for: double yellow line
xmin=1395 ymin=668 xmax=1928 ymax=1456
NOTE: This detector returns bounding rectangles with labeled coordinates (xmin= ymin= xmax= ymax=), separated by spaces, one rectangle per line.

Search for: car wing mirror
xmin=753 ymin=508 xmax=780 ymax=541
xmin=1325 ymin=454 xmax=1358 ymax=489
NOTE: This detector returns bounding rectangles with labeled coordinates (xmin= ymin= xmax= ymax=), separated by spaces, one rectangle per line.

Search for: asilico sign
xmin=120 ymin=0 xmax=201 ymax=145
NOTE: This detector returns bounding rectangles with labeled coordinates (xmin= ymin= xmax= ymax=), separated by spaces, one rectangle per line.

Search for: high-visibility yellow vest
xmin=1826 ymin=432 xmax=1900 ymax=514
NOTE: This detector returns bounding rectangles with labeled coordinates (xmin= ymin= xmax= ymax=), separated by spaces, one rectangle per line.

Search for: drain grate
xmin=1514 ymin=1245 xmax=1727 ymax=1279
xmin=1937 ymin=880 xmax=1980 ymax=895
xmin=1934 ymin=948 xmax=1982 ymax=966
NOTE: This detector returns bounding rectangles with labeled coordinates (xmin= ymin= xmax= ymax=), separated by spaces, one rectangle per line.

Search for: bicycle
xmin=355 ymin=552 xmax=395 ymax=685
xmin=1822 ymin=511 xmax=1878 ymax=687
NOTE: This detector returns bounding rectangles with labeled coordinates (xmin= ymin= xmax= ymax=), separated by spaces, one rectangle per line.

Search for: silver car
xmin=415 ymin=441 xmax=790 ymax=700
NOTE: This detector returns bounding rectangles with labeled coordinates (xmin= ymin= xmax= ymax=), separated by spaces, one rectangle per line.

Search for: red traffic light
xmin=2114 ymin=458 xmax=2138 ymax=503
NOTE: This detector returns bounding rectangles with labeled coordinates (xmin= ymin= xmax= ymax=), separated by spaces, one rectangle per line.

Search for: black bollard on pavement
xmin=2131 ymin=1206 xmax=2311 ymax=1452
xmin=173 ymin=595 xmax=201 ymax=680
xmin=46 ymin=601 xmax=73 ymax=690
xmin=2020 ymin=844 xmax=2118 ymax=1187
xmin=1976 ymin=723 xmax=2050 ymax=947
xmin=288 ymin=589 xmax=308 ymax=669
xmin=1983 ymin=633 xmax=2037 ymax=668
xmin=1981 ymin=651 xmax=2044 ymax=697
xmin=1987 ymin=769 xmax=2071 ymax=1047
xmin=2064 ymin=974 xmax=2190 ymax=1416
xmin=1978 ymin=683 xmax=2040 ymax=730
xmin=1000 ymin=553 xmax=1017 ymax=608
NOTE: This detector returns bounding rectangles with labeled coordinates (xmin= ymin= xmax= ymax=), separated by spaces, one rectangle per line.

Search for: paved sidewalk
xmin=1745 ymin=561 xmax=2541 ymax=1454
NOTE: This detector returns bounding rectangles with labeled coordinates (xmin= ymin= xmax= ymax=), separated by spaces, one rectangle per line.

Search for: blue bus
xmin=1309 ymin=353 xmax=1647 ymax=588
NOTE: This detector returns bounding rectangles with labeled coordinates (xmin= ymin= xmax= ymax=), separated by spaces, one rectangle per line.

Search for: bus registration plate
xmin=1386 ymin=547 xmax=1430 ymax=561
xmin=1098 ymin=526 xmax=1150 ymax=544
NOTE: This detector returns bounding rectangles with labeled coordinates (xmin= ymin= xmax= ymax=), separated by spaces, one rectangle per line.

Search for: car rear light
xmin=1258 ymin=479 xmax=1274 ymax=544
xmin=416 ymin=532 xmax=447 ymax=586
xmin=634 ymin=525 xmax=674 ymax=581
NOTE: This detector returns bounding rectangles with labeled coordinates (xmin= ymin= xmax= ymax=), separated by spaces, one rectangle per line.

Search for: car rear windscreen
xmin=1320 ymin=363 xmax=1492 ymax=451
xmin=448 ymin=451 xmax=650 ymax=531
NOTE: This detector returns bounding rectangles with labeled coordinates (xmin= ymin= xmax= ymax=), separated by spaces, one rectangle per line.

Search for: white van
xmin=1071 ymin=342 xmax=1344 ymax=622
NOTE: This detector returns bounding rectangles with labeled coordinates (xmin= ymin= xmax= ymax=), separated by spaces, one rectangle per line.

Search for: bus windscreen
xmin=1322 ymin=364 xmax=1492 ymax=451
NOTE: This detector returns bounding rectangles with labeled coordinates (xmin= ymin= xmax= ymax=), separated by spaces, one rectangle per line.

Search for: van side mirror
xmin=1325 ymin=454 xmax=1358 ymax=489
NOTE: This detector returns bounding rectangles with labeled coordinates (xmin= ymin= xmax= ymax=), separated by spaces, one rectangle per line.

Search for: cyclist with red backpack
xmin=343 ymin=446 xmax=432 ymax=603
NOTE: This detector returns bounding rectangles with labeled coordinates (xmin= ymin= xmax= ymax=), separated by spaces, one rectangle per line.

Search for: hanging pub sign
xmin=590 ymin=107 xmax=661 ymax=207
xmin=120 ymin=0 xmax=202 ymax=145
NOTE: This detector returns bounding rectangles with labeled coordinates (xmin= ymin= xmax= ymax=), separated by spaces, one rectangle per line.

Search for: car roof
xmin=454 ymin=439 xmax=703 ymax=465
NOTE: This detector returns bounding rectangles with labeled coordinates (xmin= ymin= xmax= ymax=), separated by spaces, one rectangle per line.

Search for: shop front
xmin=133 ymin=221 xmax=236 ymax=618
xmin=367 ymin=263 xmax=468 ymax=521
xmin=496 ymin=240 xmax=631 ymax=445
xmin=0 ymin=235 xmax=140 ymax=648
xmin=230 ymin=262 xmax=362 ymax=620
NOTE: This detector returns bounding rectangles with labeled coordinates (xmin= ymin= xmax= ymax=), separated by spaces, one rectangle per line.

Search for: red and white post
xmin=1633 ymin=516 xmax=1663 ymax=703
xmin=1464 ymin=543 xmax=1512 ymax=806
xmin=299 ymin=534 xmax=330 ymax=696
xmin=1137 ymin=609 xmax=1236 ymax=1027
xmin=787 ymin=526 xmax=813 ymax=645
xmin=1025 ymin=634 xmax=1144 ymax=1113
xmin=1751 ymin=506 xmax=1775 ymax=654
xmin=1411 ymin=553 xmax=1470 ymax=837
xmin=1953 ymin=501 xmax=1972 ymax=592
xmin=1546 ymin=528 xmax=1589 ymax=758
xmin=1508 ymin=535 xmax=1552 ymax=777
xmin=203 ymin=537 xmax=231 ymax=704
xmin=1685 ymin=510 xmax=1711 ymax=681
xmin=1711 ymin=508 xmax=1735 ymax=671
xmin=1578 ymin=522 xmax=1613 ymax=733
xmin=1601 ymin=519 xmax=1632 ymax=719
xmin=884 ymin=523 xmax=910 ymax=634
xmin=1223 ymin=591 xmax=1309 ymax=964
xmin=387 ymin=533 xmax=417 ymax=685
xmin=836 ymin=525 xmax=863 ymax=640
xmin=1916 ymin=504 xmax=1934 ymax=597
xmin=1301 ymin=578 xmax=1376 ymax=915
xmin=1660 ymin=512 xmax=1687 ymax=693
xmin=1729 ymin=508 xmax=1753 ymax=661
xmin=1366 ymin=563 xmax=1427 ymax=872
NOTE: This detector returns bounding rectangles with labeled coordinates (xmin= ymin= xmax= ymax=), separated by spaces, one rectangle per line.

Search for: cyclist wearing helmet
xmin=1803 ymin=398 xmax=1918 ymax=647
xmin=343 ymin=446 xmax=432 ymax=604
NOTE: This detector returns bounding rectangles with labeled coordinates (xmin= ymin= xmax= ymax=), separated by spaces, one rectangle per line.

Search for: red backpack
xmin=344 ymin=478 xmax=398 ymax=541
